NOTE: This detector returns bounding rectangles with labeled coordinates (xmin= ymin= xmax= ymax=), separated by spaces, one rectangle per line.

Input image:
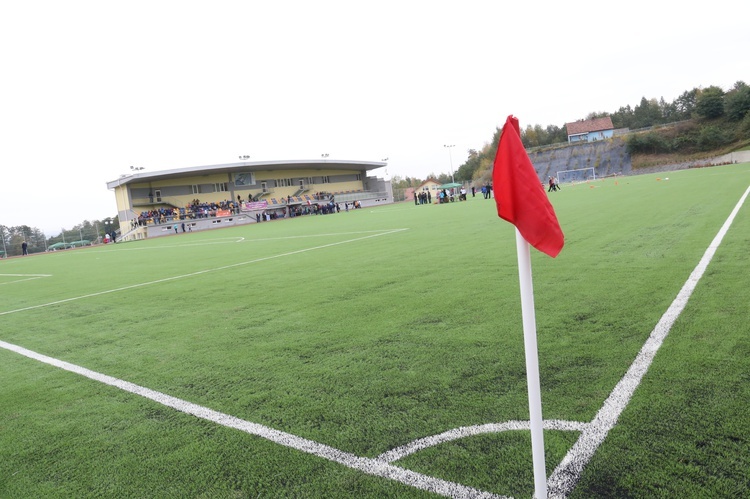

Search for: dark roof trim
xmin=107 ymin=159 xmax=386 ymax=189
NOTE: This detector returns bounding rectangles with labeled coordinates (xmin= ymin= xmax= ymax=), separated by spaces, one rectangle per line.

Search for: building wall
xmin=586 ymin=130 xmax=614 ymax=141
xmin=417 ymin=181 xmax=442 ymax=195
xmin=569 ymin=130 xmax=614 ymax=143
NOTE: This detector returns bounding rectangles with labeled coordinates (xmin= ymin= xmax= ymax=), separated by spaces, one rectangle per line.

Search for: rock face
xmin=527 ymin=137 xmax=633 ymax=181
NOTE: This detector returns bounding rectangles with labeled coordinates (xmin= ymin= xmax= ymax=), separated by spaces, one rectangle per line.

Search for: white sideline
xmin=0 ymin=339 xmax=500 ymax=499
xmin=0 ymin=274 xmax=52 ymax=286
xmin=98 ymin=231 xmax=397 ymax=252
xmin=547 ymin=184 xmax=750 ymax=498
xmin=0 ymin=229 xmax=407 ymax=317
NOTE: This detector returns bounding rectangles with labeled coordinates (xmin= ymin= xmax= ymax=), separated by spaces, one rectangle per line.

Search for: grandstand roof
xmin=106 ymin=159 xmax=386 ymax=189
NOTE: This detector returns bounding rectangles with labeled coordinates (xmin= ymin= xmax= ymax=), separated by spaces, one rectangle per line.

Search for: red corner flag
xmin=493 ymin=115 xmax=564 ymax=257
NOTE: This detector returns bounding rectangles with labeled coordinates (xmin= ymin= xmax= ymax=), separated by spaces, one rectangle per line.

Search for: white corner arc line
xmin=547 ymin=184 xmax=750 ymax=498
xmin=0 ymin=339 xmax=500 ymax=499
xmin=0 ymin=229 xmax=408 ymax=317
xmin=378 ymin=420 xmax=589 ymax=463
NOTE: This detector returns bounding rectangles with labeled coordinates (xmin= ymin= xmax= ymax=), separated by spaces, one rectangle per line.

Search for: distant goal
xmin=556 ymin=167 xmax=596 ymax=184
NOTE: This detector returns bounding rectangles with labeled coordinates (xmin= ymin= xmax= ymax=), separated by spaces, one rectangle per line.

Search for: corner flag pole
xmin=515 ymin=229 xmax=548 ymax=499
xmin=493 ymin=115 xmax=563 ymax=498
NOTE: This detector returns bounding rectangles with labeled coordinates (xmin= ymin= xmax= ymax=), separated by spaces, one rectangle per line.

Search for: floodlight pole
xmin=444 ymin=144 xmax=455 ymax=183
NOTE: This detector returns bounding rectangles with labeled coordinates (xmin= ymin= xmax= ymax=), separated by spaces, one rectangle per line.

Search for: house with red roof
xmin=565 ymin=116 xmax=614 ymax=143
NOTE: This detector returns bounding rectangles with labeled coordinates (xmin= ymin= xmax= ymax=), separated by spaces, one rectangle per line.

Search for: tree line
xmin=1 ymin=217 xmax=120 ymax=257
xmin=392 ymin=80 xmax=750 ymax=189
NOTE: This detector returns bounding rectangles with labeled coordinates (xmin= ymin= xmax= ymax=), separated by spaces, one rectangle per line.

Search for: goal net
xmin=556 ymin=167 xmax=596 ymax=184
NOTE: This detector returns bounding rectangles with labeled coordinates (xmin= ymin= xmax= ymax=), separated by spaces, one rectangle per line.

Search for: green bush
xmin=697 ymin=125 xmax=729 ymax=151
xmin=626 ymin=132 xmax=671 ymax=154
xmin=739 ymin=113 xmax=750 ymax=138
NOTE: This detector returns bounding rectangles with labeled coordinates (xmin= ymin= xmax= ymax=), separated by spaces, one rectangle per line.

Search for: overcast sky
xmin=1 ymin=0 xmax=747 ymax=236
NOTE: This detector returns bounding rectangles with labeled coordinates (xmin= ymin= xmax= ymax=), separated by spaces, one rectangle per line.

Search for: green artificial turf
xmin=1 ymin=164 xmax=749 ymax=498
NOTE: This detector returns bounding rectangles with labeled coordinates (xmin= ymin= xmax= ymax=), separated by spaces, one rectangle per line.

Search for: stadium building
xmin=106 ymin=158 xmax=391 ymax=241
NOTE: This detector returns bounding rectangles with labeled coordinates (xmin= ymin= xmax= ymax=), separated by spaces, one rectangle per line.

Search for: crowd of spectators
xmin=137 ymin=199 xmax=239 ymax=226
xmin=134 ymin=197 xmax=361 ymax=227
xmin=288 ymin=200 xmax=360 ymax=217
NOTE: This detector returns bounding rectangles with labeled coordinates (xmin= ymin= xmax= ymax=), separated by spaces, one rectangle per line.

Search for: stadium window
xmin=322 ymin=176 xmax=330 ymax=183
xmin=191 ymin=185 xmax=201 ymax=194
xmin=213 ymin=183 xmax=228 ymax=192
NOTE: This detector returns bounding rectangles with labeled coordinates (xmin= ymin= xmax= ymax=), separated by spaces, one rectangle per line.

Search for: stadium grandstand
xmin=106 ymin=159 xmax=391 ymax=241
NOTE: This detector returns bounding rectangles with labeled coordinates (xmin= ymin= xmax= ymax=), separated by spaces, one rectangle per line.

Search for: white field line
xmin=0 ymin=274 xmax=52 ymax=286
xmin=88 ymin=230 xmax=400 ymax=252
xmin=0 ymin=339 xmax=501 ymax=499
xmin=0 ymin=274 xmax=53 ymax=276
xmin=0 ymin=229 xmax=408 ymax=317
xmin=547 ymin=184 xmax=750 ymax=498
xmin=378 ymin=420 xmax=589 ymax=463
xmin=233 ymin=230 xmax=407 ymax=244
xmin=93 ymin=237 xmax=246 ymax=251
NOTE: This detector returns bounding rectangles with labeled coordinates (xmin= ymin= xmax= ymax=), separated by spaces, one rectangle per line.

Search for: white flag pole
xmin=515 ymin=228 xmax=548 ymax=499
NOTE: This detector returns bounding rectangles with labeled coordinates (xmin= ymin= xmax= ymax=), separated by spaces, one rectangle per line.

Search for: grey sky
xmin=1 ymin=0 xmax=746 ymax=235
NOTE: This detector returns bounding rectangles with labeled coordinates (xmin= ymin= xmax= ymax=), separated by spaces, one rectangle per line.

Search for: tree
xmin=0 ymin=224 xmax=40 ymax=256
xmin=695 ymin=86 xmax=725 ymax=119
xmin=724 ymin=81 xmax=750 ymax=122
xmin=456 ymin=149 xmax=482 ymax=182
xmin=522 ymin=124 xmax=540 ymax=148
xmin=659 ymin=97 xmax=679 ymax=123
xmin=632 ymin=97 xmax=662 ymax=128
xmin=0 ymin=225 xmax=9 ymax=257
xmin=471 ymin=155 xmax=494 ymax=185
xmin=674 ymin=88 xmax=699 ymax=119
xmin=610 ymin=105 xmax=634 ymax=129
xmin=390 ymin=175 xmax=410 ymax=189
xmin=585 ymin=111 xmax=610 ymax=120
xmin=436 ymin=173 xmax=452 ymax=184
xmin=545 ymin=124 xmax=567 ymax=144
